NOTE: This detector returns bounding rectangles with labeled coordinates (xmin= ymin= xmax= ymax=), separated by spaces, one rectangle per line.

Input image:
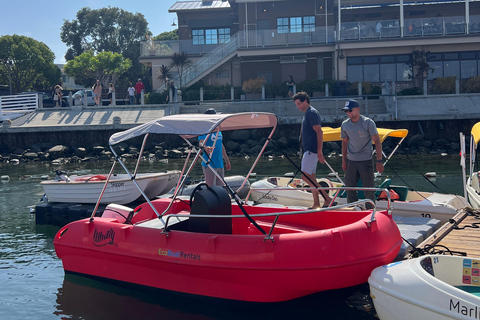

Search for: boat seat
xmin=248 ymin=219 xmax=318 ymax=235
xmin=190 ymin=185 xmax=232 ymax=234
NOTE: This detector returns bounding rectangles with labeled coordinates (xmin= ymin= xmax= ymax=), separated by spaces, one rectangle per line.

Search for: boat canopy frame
xmin=90 ymin=113 xmax=279 ymax=233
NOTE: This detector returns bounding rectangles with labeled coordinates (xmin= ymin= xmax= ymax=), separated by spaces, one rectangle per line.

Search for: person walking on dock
xmin=92 ymin=80 xmax=102 ymax=106
xmin=341 ymin=99 xmax=384 ymax=209
xmin=127 ymin=84 xmax=135 ymax=105
xmin=135 ymin=78 xmax=145 ymax=105
xmin=294 ymin=91 xmax=335 ymax=209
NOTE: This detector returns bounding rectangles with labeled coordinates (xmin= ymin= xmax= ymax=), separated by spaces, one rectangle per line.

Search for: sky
xmin=0 ymin=0 xmax=179 ymax=64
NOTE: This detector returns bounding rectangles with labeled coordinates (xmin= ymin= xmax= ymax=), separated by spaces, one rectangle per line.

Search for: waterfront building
xmin=139 ymin=0 xmax=480 ymax=95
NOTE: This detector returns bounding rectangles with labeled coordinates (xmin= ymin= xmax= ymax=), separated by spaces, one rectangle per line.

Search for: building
xmin=139 ymin=0 xmax=480 ymax=94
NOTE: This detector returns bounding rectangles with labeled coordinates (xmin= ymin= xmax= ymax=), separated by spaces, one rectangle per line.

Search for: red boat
xmin=54 ymin=112 xmax=402 ymax=302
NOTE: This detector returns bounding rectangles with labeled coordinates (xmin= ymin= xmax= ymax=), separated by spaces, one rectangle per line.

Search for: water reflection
xmin=55 ymin=274 xmax=375 ymax=320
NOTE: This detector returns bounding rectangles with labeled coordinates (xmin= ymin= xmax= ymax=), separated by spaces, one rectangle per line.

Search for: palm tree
xmin=157 ymin=64 xmax=173 ymax=87
xmin=170 ymin=52 xmax=192 ymax=88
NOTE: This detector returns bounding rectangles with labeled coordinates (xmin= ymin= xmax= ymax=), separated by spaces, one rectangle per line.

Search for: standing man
xmin=198 ymin=108 xmax=231 ymax=186
xmin=293 ymin=91 xmax=335 ymax=209
xmin=127 ymin=84 xmax=135 ymax=105
xmin=341 ymin=100 xmax=384 ymax=209
xmin=135 ymin=78 xmax=145 ymax=105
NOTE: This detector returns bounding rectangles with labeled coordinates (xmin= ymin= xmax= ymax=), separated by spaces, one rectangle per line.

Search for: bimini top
xmin=109 ymin=112 xmax=278 ymax=146
xmin=472 ymin=122 xmax=480 ymax=146
xmin=322 ymin=127 xmax=409 ymax=143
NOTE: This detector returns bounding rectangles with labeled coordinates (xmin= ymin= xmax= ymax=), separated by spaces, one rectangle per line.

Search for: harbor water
xmin=0 ymin=154 xmax=466 ymax=319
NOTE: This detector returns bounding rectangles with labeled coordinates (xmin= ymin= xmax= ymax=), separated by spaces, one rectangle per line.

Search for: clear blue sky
xmin=0 ymin=0 xmax=179 ymax=64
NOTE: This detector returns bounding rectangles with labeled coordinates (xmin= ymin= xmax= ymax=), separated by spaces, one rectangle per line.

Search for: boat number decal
xmin=109 ymin=181 xmax=125 ymax=191
xmin=158 ymin=248 xmax=201 ymax=261
xmin=462 ymin=259 xmax=480 ymax=286
xmin=92 ymin=228 xmax=117 ymax=247
xmin=421 ymin=213 xmax=431 ymax=218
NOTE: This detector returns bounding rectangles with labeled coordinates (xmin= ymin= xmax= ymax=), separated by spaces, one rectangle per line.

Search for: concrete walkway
xmin=2 ymin=105 xmax=169 ymax=132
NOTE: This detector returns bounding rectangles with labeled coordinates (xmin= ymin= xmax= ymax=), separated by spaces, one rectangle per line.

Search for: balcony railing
xmin=141 ymin=14 xmax=480 ymax=59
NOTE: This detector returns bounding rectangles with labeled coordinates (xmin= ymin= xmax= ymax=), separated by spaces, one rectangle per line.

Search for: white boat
xmin=41 ymin=171 xmax=181 ymax=204
xmin=369 ymin=255 xmax=480 ymax=320
xmin=465 ymin=122 xmax=480 ymax=209
xmin=249 ymin=127 xmax=467 ymax=224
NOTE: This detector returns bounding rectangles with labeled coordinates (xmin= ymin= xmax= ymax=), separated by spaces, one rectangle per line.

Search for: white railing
xmin=0 ymin=93 xmax=38 ymax=122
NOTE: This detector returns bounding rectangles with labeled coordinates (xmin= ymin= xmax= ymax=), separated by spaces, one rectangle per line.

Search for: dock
xmin=412 ymin=208 xmax=480 ymax=259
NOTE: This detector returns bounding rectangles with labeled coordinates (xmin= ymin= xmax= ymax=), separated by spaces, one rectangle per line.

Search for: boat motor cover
xmin=190 ymin=185 xmax=232 ymax=234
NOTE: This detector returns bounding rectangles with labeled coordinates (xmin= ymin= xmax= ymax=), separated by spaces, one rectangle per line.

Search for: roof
xmin=169 ymin=1 xmax=231 ymax=12
xmin=108 ymin=112 xmax=277 ymax=145
xmin=322 ymin=127 xmax=408 ymax=143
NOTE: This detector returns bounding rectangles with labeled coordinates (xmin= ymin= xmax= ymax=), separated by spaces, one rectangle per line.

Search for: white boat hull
xmin=250 ymin=177 xmax=466 ymax=224
xmin=466 ymin=175 xmax=480 ymax=209
xmin=41 ymin=171 xmax=181 ymax=204
xmin=369 ymin=255 xmax=480 ymax=320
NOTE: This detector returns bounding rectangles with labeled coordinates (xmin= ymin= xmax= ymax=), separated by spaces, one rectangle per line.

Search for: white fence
xmin=0 ymin=93 xmax=39 ymax=122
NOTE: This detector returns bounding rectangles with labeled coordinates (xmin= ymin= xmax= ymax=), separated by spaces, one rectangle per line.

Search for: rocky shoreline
xmin=0 ymin=127 xmax=461 ymax=165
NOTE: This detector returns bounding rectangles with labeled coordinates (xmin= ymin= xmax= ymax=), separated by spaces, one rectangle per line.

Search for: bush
xmin=145 ymin=92 xmax=168 ymax=104
xmin=265 ymin=83 xmax=286 ymax=98
xmin=462 ymin=76 xmax=480 ymax=93
xmin=242 ymin=77 xmax=266 ymax=93
xmin=431 ymin=76 xmax=456 ymax=94
xmin=398 ymin=87 xmax=422 ymax=95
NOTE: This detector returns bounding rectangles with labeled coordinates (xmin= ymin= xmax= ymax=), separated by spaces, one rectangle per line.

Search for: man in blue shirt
xmin=293 ymin=92 xmax=335 ymax=209
xmin=198 ymin=108 xmax=231 ymax=186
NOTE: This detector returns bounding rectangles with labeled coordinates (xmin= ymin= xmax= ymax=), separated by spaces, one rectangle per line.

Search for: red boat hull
xmin=54 ymin=198 xmax=401 ymax=302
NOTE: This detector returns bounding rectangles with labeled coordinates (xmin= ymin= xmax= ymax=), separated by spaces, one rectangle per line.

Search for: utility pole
xmin=8 ymin=60 xmax=13 ymax=95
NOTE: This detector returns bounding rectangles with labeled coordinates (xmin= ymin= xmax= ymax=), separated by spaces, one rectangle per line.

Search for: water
xmin=0 ymin=154 xmax=466 ymax=319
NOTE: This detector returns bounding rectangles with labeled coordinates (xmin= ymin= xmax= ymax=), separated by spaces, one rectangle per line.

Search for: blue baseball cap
xmin=342 ymin=100 xmax=360 ymax=112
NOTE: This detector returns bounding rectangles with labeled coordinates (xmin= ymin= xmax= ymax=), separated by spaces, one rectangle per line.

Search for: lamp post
xmin=7 ymin=60 xmax=13 ymax=95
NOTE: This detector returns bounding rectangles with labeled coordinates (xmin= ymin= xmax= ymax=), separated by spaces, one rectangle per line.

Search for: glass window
xmin=461 ymin=60 xmax=477 ymax=78
xmin=347 ymin=65 xmax=363 ymax=82
xmin=427 ymin=53 xmax=442 ymax=61
xmin=461 ymin=52 xmax=476 ymax=60
xmin=380 ymin=63 xmax=396 ymax=81
xmin=396 ymin=63 xmax=412 ymax=81
xmin=277 ymin=18 xmax=289 ymax=34
xmin=347 ymin=57 xmax=362 ymax=65
xmin=397 ymin=55 xmax=410 ymax=63
xmin=364 ymin=64 xmax=379 ymax=82
xmin=303 ymin=16 xmax=315 ymax=32
xmin=428 ymin=61 xmax=443 ymax=79
xmin=290 ymin=17 xmax=302 ymax=33
xmin=205 ymin=29 xmax=218 ymax=44
xmin=218 ymin=28 xmax=230 ymax=43
xmin=364 ymin=56 xmax=379 ymax=64
xmin=444 ymin=60 xmax=459 ymax=77
xmin=444 ymin=53 xmax=459 ymax=60
xmin=193 ymin=30 xmax=204 ymax=45
xmin=380 ymin=56 xmax=395 ymax=63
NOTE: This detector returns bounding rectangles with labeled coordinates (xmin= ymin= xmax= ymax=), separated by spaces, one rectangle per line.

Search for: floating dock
xmin=415 ymin=208 xmax=480 ymax=258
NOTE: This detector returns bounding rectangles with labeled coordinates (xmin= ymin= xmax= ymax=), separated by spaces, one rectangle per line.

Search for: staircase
xmin=181 ymin=34 xmax=239 ymax=88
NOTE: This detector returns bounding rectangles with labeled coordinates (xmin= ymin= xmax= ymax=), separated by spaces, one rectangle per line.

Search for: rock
xmin=167 ymin=149 xmax=183 ymax=158
xmin=48 ymin=145 xmax=69 ymax=159
xmin=23 ymin=152 xmax=39 ymax=160
xmin=230 ymin=130 xmax=251 ymax=141
xmin=92 ymin=145 xmax=105 ymax=155
xmin=275 ymin=136 xmax=288 ymax=148
xmin=226 ymin=141 xmax=240 ymax=152
xmin=74 ymin=147 xmax=87 ymax=158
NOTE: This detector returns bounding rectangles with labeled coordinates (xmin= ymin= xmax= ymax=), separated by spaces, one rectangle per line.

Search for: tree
xmin=157 ymin=64 xmax=173 ymax=86
xmin=408 ymin=50 xmax=434 ymax=89
xmin=153 ymin=29 xmax=179 ymax=41
xmin=170 ymin=52 xmax=192 ymax=88
xmin=0 ymin=35 xmax=61 ymax=93
xmin=60 ymin=7 xmax=150 ymax=90
xmin=63 ymin=51 xmax=132 ymax=89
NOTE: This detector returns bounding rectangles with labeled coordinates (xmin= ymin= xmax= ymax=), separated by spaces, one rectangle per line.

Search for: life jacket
xmin=378 ymin=189 xmax=400 ymax=201
xmin=75 ymin=175 xmax=107 ymax=182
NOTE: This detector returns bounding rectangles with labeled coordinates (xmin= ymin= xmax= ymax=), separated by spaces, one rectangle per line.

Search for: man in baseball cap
xmin=342 ymin=99 xmax=360 ymax=112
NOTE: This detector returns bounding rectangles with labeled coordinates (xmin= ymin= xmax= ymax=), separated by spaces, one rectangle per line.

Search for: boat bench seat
xmin=248 ymin=219 xmax=319 ymax=235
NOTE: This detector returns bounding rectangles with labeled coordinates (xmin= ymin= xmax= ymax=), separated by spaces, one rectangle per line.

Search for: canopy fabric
xmin=109 ymin=112 xmax=278 ymax=145
xmin=471 ymin=122 xmax=480 ymax=146
xmin=322 ymin=127 xmax=408 ymax=143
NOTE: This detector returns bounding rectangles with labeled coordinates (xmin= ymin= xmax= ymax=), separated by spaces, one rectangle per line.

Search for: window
xmin=192 ymin=28 xmax=230 ymax=45
xmin=461 ymin=60 xmax=477 ymax=78
xmin=426 ymin=51 xmax=480 ymax=79
xmin=347 ymin=54 xmax=413 ymax=83
xmin=277 ymin=16 xmax=315 ymax=34
xmin=215 ymin=69 xmax=230 ymax=79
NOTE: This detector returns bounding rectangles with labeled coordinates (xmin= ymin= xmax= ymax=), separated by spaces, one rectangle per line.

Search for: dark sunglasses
xmin=343 ymin=109 xmax=353 ymax=113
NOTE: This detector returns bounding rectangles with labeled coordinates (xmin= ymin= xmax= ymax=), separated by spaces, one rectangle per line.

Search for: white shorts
xmin=301 ymin=151 xmax=318 ymax=175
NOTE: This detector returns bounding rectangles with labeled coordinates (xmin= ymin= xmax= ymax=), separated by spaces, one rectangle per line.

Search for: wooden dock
xmin=414 ymin=208 xmax=480 ymax=258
